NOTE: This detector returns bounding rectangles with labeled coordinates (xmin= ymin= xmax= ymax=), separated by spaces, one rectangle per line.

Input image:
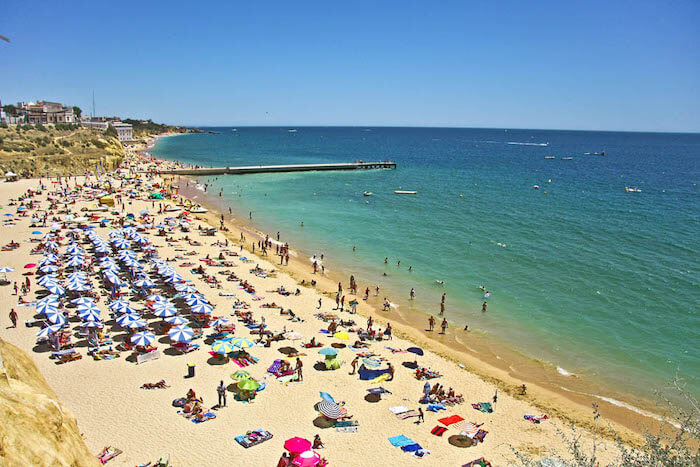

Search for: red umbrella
xmin=24 ymin=263 xmax=36 ymax=269
xmin=284 ymin=437 xmax=311 ymax=454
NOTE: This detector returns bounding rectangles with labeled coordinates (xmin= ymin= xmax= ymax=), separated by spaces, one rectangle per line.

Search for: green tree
xmin=2 ymin=104 xmax=17 ymax=116
xmin=72 ymin=106 xmax=82 ymax=118
xmin=105 ymin=124 xmax=118 ymax=139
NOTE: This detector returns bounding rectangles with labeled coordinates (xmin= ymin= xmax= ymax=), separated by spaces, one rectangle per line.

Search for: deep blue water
xmin=153 ymin=127 xmax=700 ymax=400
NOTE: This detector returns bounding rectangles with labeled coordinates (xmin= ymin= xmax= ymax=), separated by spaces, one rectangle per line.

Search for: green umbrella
xmin=231 ymin=370 xmax=252 ymax=381
xmin=237 ymin=379 xmax=260 ymax=391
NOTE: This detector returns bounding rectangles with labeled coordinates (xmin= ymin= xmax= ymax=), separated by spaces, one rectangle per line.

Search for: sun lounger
xmin=234 ymin=429 xmax=273 ymax=448
xmin=396 ymin=410 xmax=420 ymax=420
xmin=389 ymin=406 xmax=409 ymax=415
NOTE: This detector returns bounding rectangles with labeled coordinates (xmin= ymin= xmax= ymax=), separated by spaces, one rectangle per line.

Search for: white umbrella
xmin=168 ymin=325 xmax=193 ymax=342
xmin=131 ymin=331 xmax=156 ymax=346
xmin=36 ymin=324 xmax=63 ymax=338
xmin=165 ymin=315 xmax=188 ymax=325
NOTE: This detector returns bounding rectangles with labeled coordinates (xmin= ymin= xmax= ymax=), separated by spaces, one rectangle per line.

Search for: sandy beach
xmin=0 ymin=146 xmax=634 ymax=466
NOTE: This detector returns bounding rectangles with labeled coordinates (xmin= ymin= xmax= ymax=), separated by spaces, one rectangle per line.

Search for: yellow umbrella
xmin=333 ymin=332 xmax=350 ymax=340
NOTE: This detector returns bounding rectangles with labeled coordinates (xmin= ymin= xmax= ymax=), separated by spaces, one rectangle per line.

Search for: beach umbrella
xmin=112 ymin=238 xmax=131 ymax=249
xmin=237 ymin=379 xmax=260 ymax=391
xmin=168 ymin=325 xmax=193 ymax=342
xmin=65 ymin=256 xmax=84 ymax=267
xmin=78 ymin=309 xmax=101 ymax=321
xmin=36 ymin=301 xmax=58 ymax=314
xmin=134 ymin=279 xmax=155 ymax=288
xmin=153 ymin=306 xmax=177 ymax=318
xmin=126 ymin=319 xmax=147 ymax=329
xmin=284 ymin=437 xmax=312 ymax=454
xmin=25 ymin=262 xmax=38 ymax=268
xmin=147 ymin=294 xmax=167 ymax=303
xmin=185 ymin=295 xmax=208 ymax=306
xmin=0 ymin=266 xmax=14 ymax=273
xmin=81 ymin=320 xmax=103 ymax=328
xmin=45 ymin=310 xmax=66 ymax=324
xmin=292 ymin=450 xmax=321 ymax=467
xmin=333 ymin=332 xmax=350 ymax=340
xmin=318 ymin=348 xmax=338 ymax=356
xmin=36 ymin=324 xmax=63 ymax=338
xmin=231 ymin=370 xmax=252 ymax=381
xmin=67 ymin=282 xmax=91 ymax=292
xmin=173 ymin=282 xmax=191 ymax=292
xmin=116 ymin=313 xmax=141 ymax=326
xmin=316 ymin=401 xmax=343 ymax=419
xmin=165 ymin=315 xmax=188 ymax=325
xmin=37 ymin=294 xmax=59 ymax=305
xmin=40 ymin=265 xmax=59 ymax=273
xmin=108 ymin=300 xmax=132 ymax=311
xmin=77 ymin=302 xmax=100 ymax=313
xmin=44 ymin=284 xmax=65 ymax=295
xmin=32 ymin=231 xmax=42 ymax=235
xmin=230 ymin=337 xmax=256 ymax=349
xmin=103 ymin=271 xmax=121 ymax=284
xmin=131 ymin=331 xmax=156 ymax=347
xmin=210 ymin=318 xmax=229 ymax=328
xmin=211 ymin=340 xmax=235 ymax=355
xmin=190 ymin=303 xmax=213 ymax=314
xmin=284 ymin=331 xmax=303 ymax=341
xmin=37 ymin=275 xmax=58 ymax=286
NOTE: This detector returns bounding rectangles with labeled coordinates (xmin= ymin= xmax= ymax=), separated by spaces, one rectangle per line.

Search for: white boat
xmin=288 ymin=129 xmax=297 ymax=133
xmin=625 ymin=186 xmax=642 ymax=193
xmin=562 ymin=157 xmax=574 ymax=160
xmin=363 ymin=192 xmax=373 ymax=196
xmin=190 ymin=205 xmax=208 ymax=213
xmin=544 ymin=156 xmax=556 ymax=159
xmin=394 ymin=190 xmax=417 ymax=195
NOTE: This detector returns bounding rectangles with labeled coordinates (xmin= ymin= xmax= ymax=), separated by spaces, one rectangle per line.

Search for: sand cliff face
xmin=0 ymin=339 xmax=98 ymax=467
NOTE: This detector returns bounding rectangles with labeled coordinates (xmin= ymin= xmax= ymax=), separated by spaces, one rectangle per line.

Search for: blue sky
xmin=1 ymin=0 xmax=698 ymax=131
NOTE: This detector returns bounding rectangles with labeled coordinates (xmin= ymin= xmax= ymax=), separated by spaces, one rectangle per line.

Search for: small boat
xmin=394 ymin=190 xmax=417 ymax=195
xmin=544 ymin=156 xmax=556 ymax=160
xmin=561 ymin=157 xmax=573 ymax=160
xmin=533 ymin=185 xmax=540 ymax=189
xmin=584 ymin=151 xmax=605 ymax=156
xmin=288 ymin=129 xmax=297 ymax=133
xmin=191 ymin=205 xmax=208 ymax=213
xmin=363 ymin=192 xmax=373 ymax=197
xmin=625 ymin=186 xmax=642 ymax=193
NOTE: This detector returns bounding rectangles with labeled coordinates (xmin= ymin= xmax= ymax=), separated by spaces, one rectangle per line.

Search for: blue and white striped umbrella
xmin=70 ymin=297 xmax=93 ymax=307
xmin=185 ymin=295 xmax=209 ymax=306
xmin=0 ymin=266 xmax=13 ymax=273
xmin=37 ymin=275 xmax=59 ymax=286
xmin=147 ymin=294 xmax=166 ymax=303
xmin=65 ymin=256 xmax=84 ymax=267
xmin=81 ymin=320 xmax=103 ymax=328
xmin=45 ymin=310 xmax=66 ymax=324
xmin=103 ymin=271 xmax=120 ymax=284
xmin=165 ymin=315 xmax=189 ymax=325
xmin=36 ymin=324 xmax=63 ymax=337
xmin=173 ymin=282 xmax=192 ymax=292
xmin=134 ymin=279 xmax=155 ymax=288
xmin=112 ymin=239 xmax=131 ymax=249
xmin=95 ymin=244 xmax=111 ymax=254
xmin=44 ymin=284 xmax=65 ymax=296
xmin=108 ymin=300 xmax=131 ymax=311
xmin=190 ymin=303 xmax=214 ymax=314
xmin=130 ymin=331 xmax=156 ymax=346
xmin=40 ymin=265 xmax=59 ymax=273
xmin=36 ymin=300 xmax=58 ymax=314
xmin=118 ymin=250 xmax=137 ymax=260
xmin=164 ymin=273 xmax=185 ymax=283
xmin=126 ymin=319 xmax=147 ymax=329
xmin=116 ymin=313 xmax=141 ymax=326
xmin=43 ymin=241 xmax=59 ymax=250
xmin=181 ymin=293 xmax=202 ymax=301
xmin=230 ymin=337 xmax=256 ymax=349
xmin=210 ymin=318 xmax=229 ymax=327
xmin=168 ymin=325 xmax=194 ymax=342
xmin=67 ymin=282 xmax=91 ymax=292
xmin=66 ymin=245 xmax=84 ymax=255
xmin=153 ymin=306 xmax=177 ymax=318
xmin=77 ymin=302 xmax=100 ymax=312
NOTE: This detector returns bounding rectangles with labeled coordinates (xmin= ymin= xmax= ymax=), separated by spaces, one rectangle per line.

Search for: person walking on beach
xmin=367 ymin=316 xmax=373 ymax=332
xmin=317 ymin=298 xmax=322 ymax=309
xmin=482 ymin=301 xmax=487 ymax=312
xmin=335 ymin=293 xmax=340 ymax=310
xmin=340 ymin=295 xmax=345 ymax=311
xmin=217 ymin=380 xmax=227 ymax=407
xmin=9 ymin=308 xmax=18 ymax=328
xmin=416 ymin=407 xmax=424 ymax=424
xmin=410 ymin=288 xmax=415 ymax=300
xmin=428 ymin=316 xmax=435 ymax=331
xmin=295 ymin=357 xmax=303 ymax=382
xmin=350 ymin=356 xmax=359 ymax=375
xmin=364 ymin=287 xmax=369 ymax=300
xmin=285 ymin=254 xmax=289 ymax=266
xmin=440 ymin=301 xmax=445 ymax=315
xmin=440 ymin=318 xmax=448 ymax=334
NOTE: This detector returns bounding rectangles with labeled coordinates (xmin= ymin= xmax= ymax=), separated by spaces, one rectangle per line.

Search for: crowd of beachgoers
xmin=0 ymin=147 xmax=620 ymax=466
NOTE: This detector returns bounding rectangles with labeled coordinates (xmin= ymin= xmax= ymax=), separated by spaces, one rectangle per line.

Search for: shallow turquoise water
xmin=153 ymin=127 xmax=700 ymax=400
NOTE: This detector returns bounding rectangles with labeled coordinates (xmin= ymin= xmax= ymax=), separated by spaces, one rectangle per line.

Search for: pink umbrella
xmin=24 ymin=263 xmax=36 ymax=268
xmin=284 ymin=437 xmax=311 ymax=454
xmin=292 ymin=450 xmax=321 ymax=467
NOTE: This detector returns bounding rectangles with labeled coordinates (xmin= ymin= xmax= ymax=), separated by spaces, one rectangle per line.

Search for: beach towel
xmin=388 ymin=435 xmax=413 ymax=448
xmin=358 ymin=366 xmax=391 ymax=381
xmin=438 ymin=415 xmax=465 ymax=426
xmin=453 ymin=421 xmax=480 ymax=434
xmin=413 ymin=449 xmax=431 ymax=459
xmin=401 ymin=443 xmax=423 ymax=453
xmin=471 ymin=430 xmax=488 ymax=444
xmin=396 ymin=410 xmax=420 ymax=420
xmin=334 ymin=420 xmax=359 ymax=427
xmin=389 ymin=406 xmax=409 ymax=415
xmin=426 ymin=403 xmax=446 ymax=412
xmin=336 ymin=426 xmax=358 ymax=433
xmin=235 ymin=429 xmax=273 ymax=448
xmin=192 ymin=412 xmax=216 ymax=423
xmin=463 ymin=458 xmax=492 ymax=467
xmin=431 ymin=426 xmax=448 ymax=437
xmin=472 ymin=402 xmax=493 ymax=413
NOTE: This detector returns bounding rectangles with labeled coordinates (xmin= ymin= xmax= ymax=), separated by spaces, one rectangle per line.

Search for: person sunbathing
xmin=353 ymin=340 xmax=368 ymax=348
xmin=141 ymin=379 xmax=169 ymax=389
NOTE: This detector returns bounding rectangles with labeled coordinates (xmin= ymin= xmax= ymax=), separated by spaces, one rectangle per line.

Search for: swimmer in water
xmin=436 ymin=280 xmax=444 ymax=285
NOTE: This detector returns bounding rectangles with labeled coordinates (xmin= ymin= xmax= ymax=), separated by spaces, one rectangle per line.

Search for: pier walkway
xmin=157 ymin=161 xmax=396 ymax=176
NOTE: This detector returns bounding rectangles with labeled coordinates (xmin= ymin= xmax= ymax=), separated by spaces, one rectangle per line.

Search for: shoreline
xmin=147 ymin=138 xmax=674 ymax=445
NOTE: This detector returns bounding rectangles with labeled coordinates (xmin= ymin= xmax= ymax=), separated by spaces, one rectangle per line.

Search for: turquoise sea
xmin=153 ymin=127 xmax=699 ymax=402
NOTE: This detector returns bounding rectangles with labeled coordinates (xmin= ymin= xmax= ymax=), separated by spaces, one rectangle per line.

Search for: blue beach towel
xmin=401 ymin=443 xmax=423 ymax=452
xmin=388 ymin=435 xmax=414 ymax=447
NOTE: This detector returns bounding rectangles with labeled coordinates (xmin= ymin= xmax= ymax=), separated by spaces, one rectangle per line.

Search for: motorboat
xmin=363 ymin=192 xmax=373 ymax=197
xmin=394 ymin=190 xmax=417 ymax=195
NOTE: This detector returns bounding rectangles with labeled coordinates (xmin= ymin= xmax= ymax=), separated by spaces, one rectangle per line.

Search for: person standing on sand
xmin=9 ymin=308 xmax=18 ymax=328
xmin=364 ymin=287 xmax=369 ymax=300
xmin=428 ymin=316 xmax=435 ymax=331
xmin=440 ymin=318 xmax=448 ymax=334
xmin=295 ymin=357 xmax=303 ymax=382
xmin=285 ymin=254 xmax=289 ymax=266
xmin=416 ymin=407 xmax=424 ymax=424
xmin=440 ymin=301 xmax=445 ymax=315
xmin=317 ymin=298 xmax=322 ymax=309
xmin=410 ymin=288 xmax=415 ymax=300
xmin=217 ymin=380 xmax=227 ymax=407
xmin=313 ymin=261 xmax=318 ymax=274
xmin=482 ymin=301 xmax=487 ymax=312
xmin=367 ymin=316 xmax=373 ymax=332
xmin=375 ymin=286 xmax=380 ymax=296
xmin=350 ymin=356 xmax=359 ymax=375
